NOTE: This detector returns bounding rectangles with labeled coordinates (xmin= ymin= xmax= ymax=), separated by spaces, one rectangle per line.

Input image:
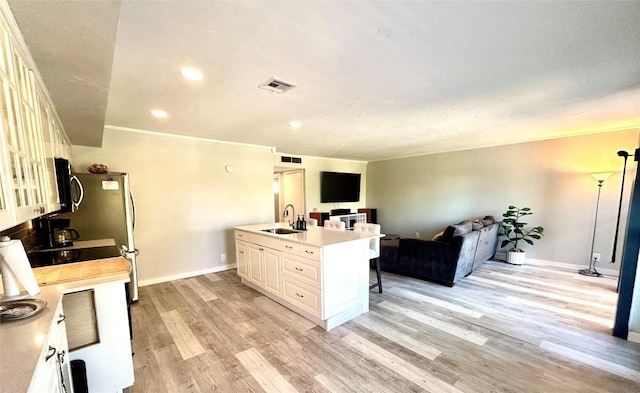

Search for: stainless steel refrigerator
xmin=59 ymin=172 xmax=139 ymax=301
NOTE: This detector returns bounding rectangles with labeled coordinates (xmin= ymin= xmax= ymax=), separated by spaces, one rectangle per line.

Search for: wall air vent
xmin=258 ymin=77 xmax=296 ymax=94
xmin=281 ymin=156 xmax=302 ymax=164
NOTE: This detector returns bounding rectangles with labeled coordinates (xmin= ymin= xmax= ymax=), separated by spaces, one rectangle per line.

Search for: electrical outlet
xmin=221 ymin=253 xmax=227 ymax=262
xmin=592 ymin=253 xmax=601 ymax=262
xmin=415 ymin=232 xmax=420 ymax=238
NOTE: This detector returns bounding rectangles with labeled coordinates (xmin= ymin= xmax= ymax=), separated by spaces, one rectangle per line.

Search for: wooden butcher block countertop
xmin=33 ymin=256 xmax=131 ymax=286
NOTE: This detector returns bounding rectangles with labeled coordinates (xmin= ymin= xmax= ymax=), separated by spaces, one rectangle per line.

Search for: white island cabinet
xmin=234 ymin=224 xmax=380 ymax=330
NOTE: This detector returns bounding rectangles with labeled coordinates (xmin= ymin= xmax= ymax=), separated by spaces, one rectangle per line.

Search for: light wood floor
xmin=124 ymin=261 xmax=640 ymax=393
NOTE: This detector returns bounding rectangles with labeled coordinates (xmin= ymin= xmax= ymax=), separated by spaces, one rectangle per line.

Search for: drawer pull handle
xmin=295 ymin=267 xmax=303 ymax=271
xmin=45 ymin=346 xmax=57 ymax=362
xmin=305 ymin=250 xmax=314 ymax=254
xmin=57 ymin=314 xmax=65 ymax=324
xmin=296 ymin=292 xmax=304 ymax=298
xmin=285 ymin=245 xmax=293 ymax=249
xmin=259 ymin=248 xmax=264 ymax=251
xmin=238 ymin=251 xmax=244 ymax=254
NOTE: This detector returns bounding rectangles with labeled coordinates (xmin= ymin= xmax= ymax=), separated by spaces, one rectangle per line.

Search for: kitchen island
xmin=0 ymin=257 xmax=133 ymax=393
xmin=234 ymin=223 xmax=382 ymax=330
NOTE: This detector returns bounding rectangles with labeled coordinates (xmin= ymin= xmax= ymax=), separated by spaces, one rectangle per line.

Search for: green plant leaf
xmin=523 ymin=238 xmax=534 ymax=245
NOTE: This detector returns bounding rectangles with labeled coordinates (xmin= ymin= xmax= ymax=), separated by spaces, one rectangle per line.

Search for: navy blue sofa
xmin=379 ymin=216 xmax=499 ymax=286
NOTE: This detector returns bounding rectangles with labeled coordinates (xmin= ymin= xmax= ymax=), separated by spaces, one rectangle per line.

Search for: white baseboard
xmin=138 ymin=263 xmax=237 ymax=287
xmin=493 ymin=252 xmax=620 ymax=277
xmin=628 ymin=331 xmax=640 ymax=344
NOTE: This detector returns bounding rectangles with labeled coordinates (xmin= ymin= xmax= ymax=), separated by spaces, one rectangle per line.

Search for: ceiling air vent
xmin=259 ymin=77 xmax=296 ymax=94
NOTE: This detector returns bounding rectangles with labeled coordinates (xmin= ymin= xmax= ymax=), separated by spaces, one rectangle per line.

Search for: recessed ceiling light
xmin=180 ymin=67 xmax=203 ymax=81
xmin=150 ymin=109 xmax=168 ymax=118
xmin=288 ymin=121 xmax=302 ymax=128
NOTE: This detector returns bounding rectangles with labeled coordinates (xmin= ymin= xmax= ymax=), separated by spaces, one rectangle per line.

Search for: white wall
xmin=367 ymin=130 xmax=638 ymax=269
xmin=274 ymin=153 xmax=368 ymax=216
xmin=71 ymin=128 xmax=274 ymax=285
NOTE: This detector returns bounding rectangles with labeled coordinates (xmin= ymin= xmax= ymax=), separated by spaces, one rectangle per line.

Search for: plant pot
xmin=506 ymin=250 xmax=526 ymax=265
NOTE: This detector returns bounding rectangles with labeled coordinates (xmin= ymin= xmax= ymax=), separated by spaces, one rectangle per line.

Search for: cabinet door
xmin=263 ymin=248 xmax=281 ymax=295
xmin=37 ymin=92 xmax=60 ymax=212
xmin=249 ymin=244 xmax=265 ymax=288
xmin=0 ymin=22 xmax=48 ymax=222
xmin=28 ymin=302 xmax=72 ymax=393
xmin=236 ymin=241 xmax=250 ymax=279
xmin=0 ymin=25 xmax=15 ymax=230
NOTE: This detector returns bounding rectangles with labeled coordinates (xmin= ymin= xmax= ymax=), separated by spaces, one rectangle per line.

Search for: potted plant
xmin=498 ymin=206 xmax=544 ymax=265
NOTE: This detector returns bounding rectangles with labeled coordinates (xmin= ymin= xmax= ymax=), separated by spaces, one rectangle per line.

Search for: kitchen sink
xmin=261 ymin=228 xmax=299 ymax=235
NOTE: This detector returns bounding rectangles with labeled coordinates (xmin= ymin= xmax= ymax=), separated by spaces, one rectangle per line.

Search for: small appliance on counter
xmin=34 ymin=217 xmax=80 ymax=249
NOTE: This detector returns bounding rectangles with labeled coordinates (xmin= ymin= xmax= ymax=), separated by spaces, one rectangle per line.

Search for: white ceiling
xmin=8 ymin=1 xmax=640 ymax=161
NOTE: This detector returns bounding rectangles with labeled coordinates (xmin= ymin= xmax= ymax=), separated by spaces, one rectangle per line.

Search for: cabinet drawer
xmin=299 ymin=245 xmax=321 ymax=262
xmin=283 ymin=256 xmax=321 ymax=288
xmin=260 ymin=235 xmax=280 ymax=250
xmin=282 ymin=277 xmax=322 ymax=318
xmin=235 ymin=230 xmax=260 ymax=244
xmin=280 ymin=240 xmax=299 ymax=255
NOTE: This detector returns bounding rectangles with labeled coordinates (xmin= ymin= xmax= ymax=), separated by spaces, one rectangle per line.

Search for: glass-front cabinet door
xmin=0 ymin=17 xmax=49 ymax=225
xmin=0 ymin=22 xmax=17 ymax=229
xmin=38 ymin=92 xmax=60 ymax=212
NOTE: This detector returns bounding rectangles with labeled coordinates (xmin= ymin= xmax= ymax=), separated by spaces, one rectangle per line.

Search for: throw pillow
xmin=432 ymin=231 xmax=444 ymax=241
xmin=472 ymin=220 xmax=484 ymax=230
xmin=482 ymin=215 xmax=495 ymax=226
xmin=442 ymin=221 xmax=473 ymax=241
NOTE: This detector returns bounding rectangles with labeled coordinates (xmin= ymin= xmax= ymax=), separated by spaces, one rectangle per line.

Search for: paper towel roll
xmin=0 ymin=238 xmax=40 ymax=299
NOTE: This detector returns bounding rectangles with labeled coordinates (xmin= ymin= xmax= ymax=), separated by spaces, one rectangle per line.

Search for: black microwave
xmin=54 ymin=158 xmax=84 ymax=212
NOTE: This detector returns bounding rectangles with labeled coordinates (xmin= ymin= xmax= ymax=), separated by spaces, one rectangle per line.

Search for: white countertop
xmin=234 ymin=223 xmax=383 ymax=246
xmin=0 ymin=260 xmax=130 ymax=393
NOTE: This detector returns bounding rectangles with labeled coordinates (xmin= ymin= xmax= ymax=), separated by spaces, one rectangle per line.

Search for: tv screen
xmin=321 ymin=171 xmax=361 ymax=203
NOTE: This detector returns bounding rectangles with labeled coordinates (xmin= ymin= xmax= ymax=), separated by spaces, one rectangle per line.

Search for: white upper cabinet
xmin=0 ymin=5 xmax=69 ymax=231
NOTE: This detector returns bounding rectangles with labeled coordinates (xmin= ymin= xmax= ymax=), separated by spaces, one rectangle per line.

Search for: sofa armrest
xmin=397 ymin=238 xmax=462 ymax=286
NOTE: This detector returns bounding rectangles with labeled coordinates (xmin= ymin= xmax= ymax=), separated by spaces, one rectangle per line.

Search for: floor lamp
xmin=579 ymin=172 xmax=612 ymax=277
xmin=613 ymin=151 xmax=630 ymax=291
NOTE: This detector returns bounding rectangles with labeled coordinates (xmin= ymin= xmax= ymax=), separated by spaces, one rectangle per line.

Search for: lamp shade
xmin=591 ymin=172 xmax=612 ymax=182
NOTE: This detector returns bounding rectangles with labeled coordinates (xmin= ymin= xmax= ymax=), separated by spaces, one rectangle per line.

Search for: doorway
xmin=274 ymin=168 xmax=306 ymax=223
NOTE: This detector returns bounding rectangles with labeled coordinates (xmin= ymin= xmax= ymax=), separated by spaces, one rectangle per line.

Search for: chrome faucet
xmin=283 ymin=204 xmax=295 ymax=228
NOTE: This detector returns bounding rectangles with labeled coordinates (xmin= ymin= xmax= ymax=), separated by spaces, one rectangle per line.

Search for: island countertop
xmin=234 ymin=223 xmax=383 ymax=247
xmin=0 ymin=256 xmax=131 ymax=393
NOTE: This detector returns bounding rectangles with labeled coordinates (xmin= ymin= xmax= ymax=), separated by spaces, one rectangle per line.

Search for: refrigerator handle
xmin=130 ymin=192 xmax=136 ymax=231
xmin=70 ymin=175 xmax=84 ymax=211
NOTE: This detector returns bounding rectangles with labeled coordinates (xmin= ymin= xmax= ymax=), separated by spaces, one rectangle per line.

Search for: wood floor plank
xmin=353 ymin=312 xmax=442 ymax=360
xmin=342 ymin=333 xmax=463 ymax=393
xmin=235 ymin=347 xmax=300 ymax=393
xmin=504 ymin=296 xmax=613 ymax=327
xmin=540 ymin=340 xmax=640 ymax=383
xmin=161 ymin=309 xmax=206 ymax=360
xmin=377 ymin=301 xmax=489 ymax=346
xmin=467 ymin=275 xmax=615 ymax=311
xmin=385 ymin=286 xmax=484 ymax=318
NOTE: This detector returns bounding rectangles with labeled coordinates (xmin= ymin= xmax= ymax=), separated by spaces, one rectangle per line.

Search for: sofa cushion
xmin=442 ymin=221 xmax=473 ymax=241
xmin=482 ymin=215 xmax=495 ymax=226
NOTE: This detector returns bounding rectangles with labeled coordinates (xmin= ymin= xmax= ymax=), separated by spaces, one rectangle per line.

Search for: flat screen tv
xmin=320 ymin=171 xmax=361 ymax=203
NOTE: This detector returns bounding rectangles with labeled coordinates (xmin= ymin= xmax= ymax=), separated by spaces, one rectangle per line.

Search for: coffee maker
xmin=34 ymin=217 xmax=80 ymax=249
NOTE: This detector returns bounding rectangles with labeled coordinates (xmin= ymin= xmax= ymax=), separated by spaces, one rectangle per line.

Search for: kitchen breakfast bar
xmin=234 ymin=223 xmax=382 ymax=331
